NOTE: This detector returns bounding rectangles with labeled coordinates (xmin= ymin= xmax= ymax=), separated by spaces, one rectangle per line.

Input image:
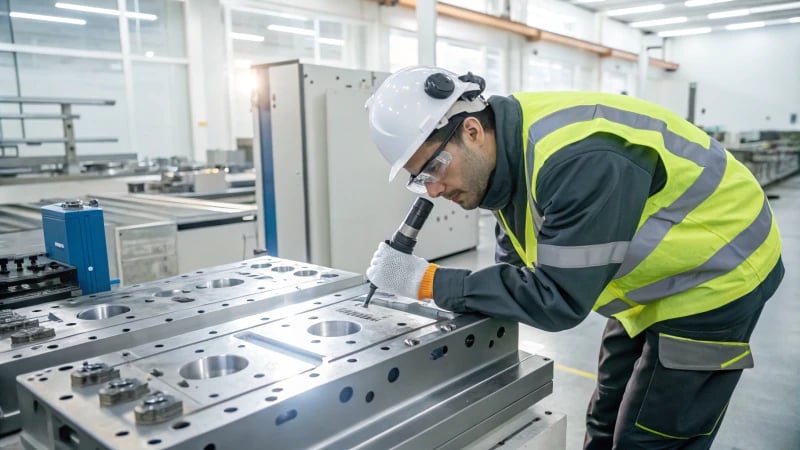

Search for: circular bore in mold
xmin=77 ymin=305 xmax=131 ymax=320
xmin=155 ymin=289 xmax=191 ymax=298
xmin=307 ymin=320 xmax=361 ymax=337
xmin=271 ymin=266 xmax=294 ymax=273
xmin=179 ymin=355 xmax=249 ymax=380
xmin=293 ymin=270 xmax=318 ymax=277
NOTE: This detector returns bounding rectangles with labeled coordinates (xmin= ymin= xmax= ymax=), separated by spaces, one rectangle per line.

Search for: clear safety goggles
xmin=406 ymin=150 xmax=452 ymax=194
xmin=406 ymin=117 xmax=462 ymax=195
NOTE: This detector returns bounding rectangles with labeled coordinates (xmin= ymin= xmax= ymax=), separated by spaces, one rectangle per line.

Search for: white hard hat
xmin=365 ymin=66 xmax=487 ymax=181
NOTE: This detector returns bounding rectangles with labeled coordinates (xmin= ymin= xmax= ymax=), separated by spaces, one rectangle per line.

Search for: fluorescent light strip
xmin=708 ymin=9 xmax=749 ymax=19
xmin=790 ymin=16 xmax=800 ymax=23
xmin=750 ymin=1 xmax=800 ymax=14
xmin=9 ymin=11 xmax=86 ymax=25
xmin=631 ymin=16 xmax=688 ymax=27
xmin=725 ymin=21 xmax=765 ymax=30
xmin=606 ymin=4 xmax=664 ymax=16
xmin=658 ymin=27 xmax=712 ymax=37
xmin=575 ymin=0 xmax=605 ymax=4
xmin=267 ymin=24 xmax=315 ymax=36
xmin=318 ymin=37 xmax=344 ymax=46
xmin=55 ymin=3 xmax=157 ymax=21
xmin=230 ymin=32 xmax=265 ymax=42
xmin=685 ymin=0 xmax=733 ymax=6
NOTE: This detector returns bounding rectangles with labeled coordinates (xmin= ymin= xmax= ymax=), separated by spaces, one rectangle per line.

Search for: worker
xmin=364 ymin=66 xmax=784 ymax=450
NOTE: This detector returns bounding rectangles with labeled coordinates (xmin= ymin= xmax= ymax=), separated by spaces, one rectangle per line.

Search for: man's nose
xmin=426 ymin=182 xmax=446 ymax=198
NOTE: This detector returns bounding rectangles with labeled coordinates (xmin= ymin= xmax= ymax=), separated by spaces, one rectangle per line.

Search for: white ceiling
xmin=568 ymin=0 xmax=800 ymax=35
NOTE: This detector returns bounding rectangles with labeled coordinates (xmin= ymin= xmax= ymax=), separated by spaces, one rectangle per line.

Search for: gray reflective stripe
xmin=659 ymin=333 xmax=754 ymax=371
xmin=538 ymin=241 xmax=629 ymax=268
xmin=628 ymin=197 xmax=772 ymax=303
xmin=525 ymin=136 xmax=544 ymax=234
xmin=616 ymin=139 xmax=728 ymax=278
xmin=595 ymin=298 xmax=631 ymax=317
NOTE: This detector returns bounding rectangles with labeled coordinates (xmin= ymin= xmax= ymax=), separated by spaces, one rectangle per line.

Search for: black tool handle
xmin=363 ymin=197 xmax=434 ymax=307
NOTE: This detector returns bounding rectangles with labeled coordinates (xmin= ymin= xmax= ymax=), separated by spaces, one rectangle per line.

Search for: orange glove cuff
xmin=417 ymin=263 xmax=439 ymax=300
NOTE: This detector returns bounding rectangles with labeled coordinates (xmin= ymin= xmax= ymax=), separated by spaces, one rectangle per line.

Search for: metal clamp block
xmin=99 ymin=378 xmax=149 ymax=406
xmin=0 ymin=319 xmax=39 ymax=334
xmin=134 ymin=391 xmax=183 ymax=425
xmin=10 ymin=326 xmax=55 ymax=344
xmin=71 ymin=362 xmax=121 ymax=387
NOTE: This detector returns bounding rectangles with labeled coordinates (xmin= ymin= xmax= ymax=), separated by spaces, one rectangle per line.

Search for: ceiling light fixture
xmin=606 ymin=4 xmax=665 ymax=16
xmin=725 ymin=21 xmax=766 ymax=30
xmin=9 ymin=11 xmax=86 ymax=25
xmin=55 ymin=3 xmax=157 ymax=21
xmin=708 ymin=9 xmax=750 ymax=19
xmin=230 ymin=32 xmax=265 ymax=42
xmin=318 ymin=37 xmax=344 ymax=46
xmin=685 ymin=0 xmax=734 ymax=7
xmin=630 ymin=16 xmax=688 ymax=27
xmin=749 ymin=2 xmax=800 ymax=14
xmin=267 ymin=24 xmax=315 ymax=36
xmin=789 ymin=16 xmax=800 ymax=22
xmin=658 ymin=26 xmax=712 ymax=36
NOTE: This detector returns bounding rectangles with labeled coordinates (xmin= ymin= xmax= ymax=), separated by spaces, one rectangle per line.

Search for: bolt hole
xmin=275 ymin=409 xmax=297 ymax=426
xmin=489 ymin=340 xmax=495 ymax=348
xmin=209 ymin=394 xmax=219 ymax=398
xmin=122 ymin=328 xmax=130 ymax=332
xmin=47 ymin=345 xmax=58 ymax=349
xmin=125 ymin=315 xmax=135 ymax=319
xmin=545 ymin=410 xmax=552 ymax=415
xmin=465 ymin=334 xmax=475 ymax=348
xmin=88 ymin=336 xmax=97 ymax=340
xmin=254 ymin=373 xmax=264 ymax=378
xmin=247 ymin=298 xmax=254 ymax=302
xmin=346 ymin=340 xmax=356 ymax=344
xmin=148 ymin=439 xmax=161 ymax=445
xmin=265 ymin=396 xmax=278 ymax=401
xmin=388 ymin=367 xmax=399 ymax=383
xmin=165 ymin=318 xmax=173 ymax=322
xmin=59 ymin=395 xmax=73 ymax=401
xmin=116 ymin=431 xmax=129 ymax=437
xmin=58 ymin=365 xmax=73 ymax=371
xmin=365 ymin=391 xmax=375 ymax=403
xmin=195 ymin=349 xmax=204 ymax=353
xmin=204 ymin=445 xmax=216 ymax=450
xmin=209 ymin=331 xmax=218 ymax=335
xmin=272 ymin=388 xmax=283 ymax=393
xmin=497 ymin=327 xmax=506 ymax=338
xmin=397 ymin=322 xmax=407 ymax=326
xmin=224 ymin=407 xmax=237 ymax=413
xmin=172 ymin=421 xmax=190 ymax=430
xmin=347 ymin=358 xmax=357 ymax=363
xmin=339 ymin=386 xmax=353 ymax=403
xmin=310 ymin=373 xmax=319 ymax=378
xmin=381 ymin=346 xmax=390 ymax=351
xmin=155 ymin=344 xmax=164 ymax=348
xmin=13 ymin=354 xmax=22 ymax=359
xmin=543 ymin=357 xmax=551 ymax=361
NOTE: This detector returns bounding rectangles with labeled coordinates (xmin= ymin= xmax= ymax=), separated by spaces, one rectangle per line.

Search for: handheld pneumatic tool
xmin=362 ymin=197 xmax=434 ymax=308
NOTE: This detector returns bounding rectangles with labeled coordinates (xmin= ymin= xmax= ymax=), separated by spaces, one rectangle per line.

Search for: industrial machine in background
xmin=0 ymin=255 xmax=564 ymax=449
xmin=723 ymin=130 xmax=800 ymax=187
xmin=252 ymin=61 xmax=480 ymax=274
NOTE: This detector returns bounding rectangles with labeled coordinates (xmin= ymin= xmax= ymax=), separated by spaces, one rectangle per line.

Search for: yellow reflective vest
xmin=497 ymin=91 xmax=782 ymax=337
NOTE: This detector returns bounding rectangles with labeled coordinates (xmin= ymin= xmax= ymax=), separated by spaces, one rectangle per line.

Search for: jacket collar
xmin=479 ymin=95 xmax=523 ymax=210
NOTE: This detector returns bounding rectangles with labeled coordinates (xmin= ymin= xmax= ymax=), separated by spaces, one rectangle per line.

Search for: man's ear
xmin=462 ymin=116 xmax=484 ymax=144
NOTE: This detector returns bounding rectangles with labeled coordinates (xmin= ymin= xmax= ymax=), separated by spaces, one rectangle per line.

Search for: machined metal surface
xmin=0 ymin=256 xmax=361 ymax=434
xmin=16 ymin=283 xmax=553 ymax=449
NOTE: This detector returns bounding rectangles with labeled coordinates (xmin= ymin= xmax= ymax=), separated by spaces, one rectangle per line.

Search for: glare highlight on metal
xmin=708 ymin=9 xmax=750 ymax=19
xmin=685 ymin=0 xmax=734 ymax=6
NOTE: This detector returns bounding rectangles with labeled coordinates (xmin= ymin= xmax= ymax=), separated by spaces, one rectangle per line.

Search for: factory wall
xmin=660 ymin=24 xmax=800 ymax=133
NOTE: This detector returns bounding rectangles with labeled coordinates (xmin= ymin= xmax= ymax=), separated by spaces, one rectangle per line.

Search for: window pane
xmin=9 ymin=53 xmax=129 ymax=158
xmin=131 ymin=62 xmax=191 ymax=159
xmin=127 ymin=0 xmax=186 ymax=58
xmin=231 ymin=10 xmax=315 ymax=64
xmin=3 ymin=0 xmax=121 ymax=52
xmin=525 ymin=58 xmax=574 ymax=91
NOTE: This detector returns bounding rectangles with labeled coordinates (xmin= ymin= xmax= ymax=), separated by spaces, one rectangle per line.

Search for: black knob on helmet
xmin=424 ymin=73 xmax=455 ymax=99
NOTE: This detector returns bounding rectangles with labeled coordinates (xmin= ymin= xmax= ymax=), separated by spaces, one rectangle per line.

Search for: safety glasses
xmin=406 ymin=117 xmax=462 ymax=194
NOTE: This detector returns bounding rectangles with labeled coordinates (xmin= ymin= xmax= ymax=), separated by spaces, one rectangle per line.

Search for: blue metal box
xmin=41 ymin=200 xmax=110 ymax=295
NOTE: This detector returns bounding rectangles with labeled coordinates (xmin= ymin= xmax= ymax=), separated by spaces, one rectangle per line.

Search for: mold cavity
xmin=77 ymin=305 xmax=130 ymax=320
xmin=271 ymin=266 xmax=294 ymax=273
xmin=293 ymin=270 xmax=318 ymax=277
xmin=307 ymin=320 xmax=361 ymax=337
xmin=179 ymin=355 xmax=249 ymax=380
xmin=321 ymin=273 xmax=339 ymax=278
xmin=197 ymin=278 xmax=244 ymax=289
xmin=251 ymin=263 xmax=272 ymax=269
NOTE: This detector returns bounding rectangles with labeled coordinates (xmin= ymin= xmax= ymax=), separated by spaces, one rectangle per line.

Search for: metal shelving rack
xmin=0 ymin=96 xmax=119 ymax=174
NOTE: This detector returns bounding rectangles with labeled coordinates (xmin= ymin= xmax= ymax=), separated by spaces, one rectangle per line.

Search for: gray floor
xmin=436 ymin=175 xmax=800 ymax=450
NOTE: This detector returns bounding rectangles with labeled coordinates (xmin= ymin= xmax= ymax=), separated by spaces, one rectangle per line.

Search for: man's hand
xmin=366 ymin=242 xmax=438 ymax=300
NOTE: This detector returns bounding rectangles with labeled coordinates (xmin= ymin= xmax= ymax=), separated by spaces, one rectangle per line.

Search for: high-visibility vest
xmin=497 ymin=91 xmax=781 ymax=337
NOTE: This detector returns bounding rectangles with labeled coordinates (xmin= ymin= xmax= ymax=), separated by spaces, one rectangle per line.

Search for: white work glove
xmin=366 ymin=242 xmax=433 ymax=300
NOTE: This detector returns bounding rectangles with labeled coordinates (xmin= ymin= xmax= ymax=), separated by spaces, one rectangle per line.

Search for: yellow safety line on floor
xmin=555 ymin=363 xmax=597 ymax=380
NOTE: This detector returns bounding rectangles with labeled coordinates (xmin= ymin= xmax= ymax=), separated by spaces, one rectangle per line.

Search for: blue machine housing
xmin=41 ymin=201 xmax=110 ymax=295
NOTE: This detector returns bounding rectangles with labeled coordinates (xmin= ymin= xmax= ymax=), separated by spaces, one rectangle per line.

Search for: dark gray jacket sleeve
xmin=432 ymin=144 xmax=656 ymax=331
xmin=494 ymin=222 xmax=524 ymax=265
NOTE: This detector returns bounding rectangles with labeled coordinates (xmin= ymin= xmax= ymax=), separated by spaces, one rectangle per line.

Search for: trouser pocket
xmin=634 ymin=333 xmax=753 ymax=439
